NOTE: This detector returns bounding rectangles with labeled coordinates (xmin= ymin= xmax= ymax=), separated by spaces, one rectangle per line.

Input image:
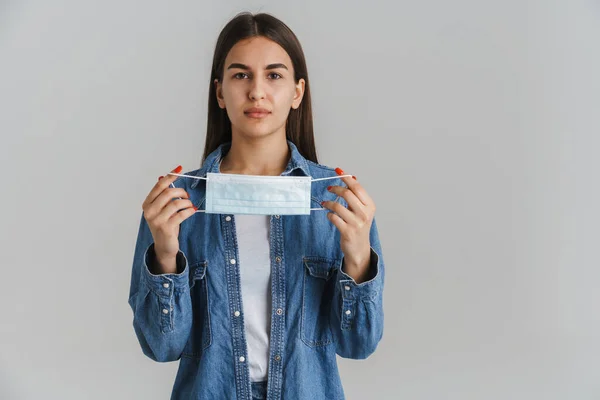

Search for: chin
xmin=238 ymin=126 xmax=276 ymax=138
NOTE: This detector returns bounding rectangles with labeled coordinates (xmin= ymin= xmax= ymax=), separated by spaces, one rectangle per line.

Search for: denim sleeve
xmin=127 ymin=212 xmax=193 ymax=362
xmin=330 ymin=216 xmax=385 ymax=359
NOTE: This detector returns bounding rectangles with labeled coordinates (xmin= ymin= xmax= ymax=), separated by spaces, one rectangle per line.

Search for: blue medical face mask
xmin=167 ymin=171 xmax=352 ymax=215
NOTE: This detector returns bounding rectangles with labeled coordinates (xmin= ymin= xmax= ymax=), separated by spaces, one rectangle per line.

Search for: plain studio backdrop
xmin=1 ymin=1 xmax=599 ymax=399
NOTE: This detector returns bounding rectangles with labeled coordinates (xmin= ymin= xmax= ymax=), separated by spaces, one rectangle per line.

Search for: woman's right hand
xmin=142 ymin=165 xmax=197 ymax=266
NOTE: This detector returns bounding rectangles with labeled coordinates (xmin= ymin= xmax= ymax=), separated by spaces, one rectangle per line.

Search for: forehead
xmin=225 ymin=36 xmax=292 ymax=67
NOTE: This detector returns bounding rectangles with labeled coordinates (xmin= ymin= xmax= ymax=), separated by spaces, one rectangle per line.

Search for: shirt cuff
xmin=337 ymin=247 xmax=382 ymax=301
xmin=141 ymin=243 xmax=189 ymax=296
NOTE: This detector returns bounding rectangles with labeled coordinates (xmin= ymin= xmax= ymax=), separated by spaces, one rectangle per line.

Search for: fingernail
xmin=320 ymin=201 xmax=325 ymax=206
xmin=327 ymin=186 xmax=332 ymax=190
xmin=158 ymin=176 xmax=163 ymax=180
xmin=335 ymin=167 xmax=344 ymax=175
xmin=352 ymin=175 xmax=356 ymax=180
xmin=193 ymin=206 xmax=198 ymax=211
xmin=174 ymin=165 xmax=182 ymax=173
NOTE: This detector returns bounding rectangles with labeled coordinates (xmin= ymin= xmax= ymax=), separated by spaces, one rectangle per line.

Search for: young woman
xmin=128 ymin=12 xmax=385 ymax=400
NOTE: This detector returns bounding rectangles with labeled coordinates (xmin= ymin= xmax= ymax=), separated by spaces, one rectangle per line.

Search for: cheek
xmin=222 ymin=80 xmax=244 ymax=98
xmin=221 ymin=85 xmax=238 ymax=103
xmin=273 ymin=87 xmax=296 ymax=110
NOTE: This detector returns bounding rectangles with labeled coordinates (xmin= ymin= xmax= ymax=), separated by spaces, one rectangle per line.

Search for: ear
xmin=291 ymin=78 xmax=305 ymax=110
xmin=215 ymin=78 xmax=225 ymax=109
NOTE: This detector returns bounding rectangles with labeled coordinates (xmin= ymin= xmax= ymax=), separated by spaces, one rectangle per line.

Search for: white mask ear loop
xmin=310 ymin=174 xmax=353 ymax=211
xmin=167 ymin=172 xmax=208 ymax=213
xmin=165 ymin=172 xmax=353 ymax=213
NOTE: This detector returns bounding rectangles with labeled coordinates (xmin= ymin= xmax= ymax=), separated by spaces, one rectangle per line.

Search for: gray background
xmin=1 ymin=1 xmax=599 ymax=399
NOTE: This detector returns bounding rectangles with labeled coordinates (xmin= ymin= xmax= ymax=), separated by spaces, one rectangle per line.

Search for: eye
xmin=269 ymin=73 xmax=282 ymax=79
xmin=233 ymin=72 xmax=249 ymax=79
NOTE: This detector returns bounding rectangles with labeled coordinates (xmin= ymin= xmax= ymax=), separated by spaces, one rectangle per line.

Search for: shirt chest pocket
xmin=182 ymin=260 xmax=212 ymax=359
xmin=301 ymin=256 xmax=338 ymax=347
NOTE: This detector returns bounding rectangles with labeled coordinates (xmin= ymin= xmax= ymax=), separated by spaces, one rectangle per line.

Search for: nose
xmin=248 ymin=77 xmax=266 ymax=100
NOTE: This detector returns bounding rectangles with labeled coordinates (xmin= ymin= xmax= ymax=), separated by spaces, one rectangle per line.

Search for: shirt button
xmin=344 ymin=285 xmax=350 ymax=291
xmin=230 ymin=259 xmax=236 ymax=264
xmin=234 ymin=311 xmax=240 ymax=317
xmin=275 ymin=256 xmax=282 ymax=262
xmin=163 ymin=283 xmax=170 ymax=288
xmin=162 ymin=308 xmax=169 ymax=314
xmin=345 ymin=310 xmax=351 ymax=315
xmin=225 ymin=216 xmax=231 ymax=221
xmin=239 ymin=356 xmax=245 ymax=362
xmin=274 ymin=355 xmax=281 ymax=361
xmin=276 ymin=308 xmax=283 ymax=315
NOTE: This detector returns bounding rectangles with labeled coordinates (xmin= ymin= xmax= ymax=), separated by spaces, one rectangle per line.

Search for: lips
xmin=244 ymin=107 xmax=271 ymax=118
xmin=244 ymin=107 xmax=270 ymax=114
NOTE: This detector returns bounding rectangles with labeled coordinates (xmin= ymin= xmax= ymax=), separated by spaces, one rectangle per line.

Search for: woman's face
xmin=215 ymin=36 xmax=305 ymax=140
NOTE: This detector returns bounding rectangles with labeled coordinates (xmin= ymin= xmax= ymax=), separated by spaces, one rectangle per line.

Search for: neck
xmin=219 ymin=134 xmax=290 ymax=176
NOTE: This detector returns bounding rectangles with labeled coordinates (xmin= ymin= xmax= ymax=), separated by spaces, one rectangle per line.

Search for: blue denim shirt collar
xmin=190 ymin=139 xmax=311 ymax=189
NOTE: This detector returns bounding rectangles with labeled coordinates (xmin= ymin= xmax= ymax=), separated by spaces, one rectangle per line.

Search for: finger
xmin=159 ymin=165 xmax=183 ymax=186
xmin=326 ymin=184 xmax=365 ymax=214
xmin=162 ymin=164 xmax=183 ymax=182
xmin=321 ymin=199 xmax=356 ymax=225
xmin=145 ymin=165 xmax=183 ymax=207
xmin=326 ymin=209 xmax=346 ymax=231
xmin=169 ymin=202 xmax=198 ymax=225
xmin=145 ymin=188 xmax=190 ymax=220
xmin=155 ymin=198 xmax=195 ymax=226
xmin=334 ymin=167 xmax=374 ymax=207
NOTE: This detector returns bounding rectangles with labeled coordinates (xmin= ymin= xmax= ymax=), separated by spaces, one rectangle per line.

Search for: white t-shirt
xmin=234 ymin=214 xmax=272 ymax=382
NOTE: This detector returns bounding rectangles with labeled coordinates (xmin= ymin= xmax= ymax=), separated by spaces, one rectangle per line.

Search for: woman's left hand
xmin=321 ymin=167 xmax=376 ymax=281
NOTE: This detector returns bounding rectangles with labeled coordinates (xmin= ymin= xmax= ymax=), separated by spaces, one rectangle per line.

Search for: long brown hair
xmin=201 ymin=12 xmax=318 ymax=165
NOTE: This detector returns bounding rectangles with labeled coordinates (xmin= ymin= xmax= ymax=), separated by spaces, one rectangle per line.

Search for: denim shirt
xmin=128 ymin=140 xmax=386 ymax=400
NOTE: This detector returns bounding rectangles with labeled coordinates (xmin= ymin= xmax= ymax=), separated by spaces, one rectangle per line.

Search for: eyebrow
xmin=226 ymin=63 xmax=288 ymax=71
